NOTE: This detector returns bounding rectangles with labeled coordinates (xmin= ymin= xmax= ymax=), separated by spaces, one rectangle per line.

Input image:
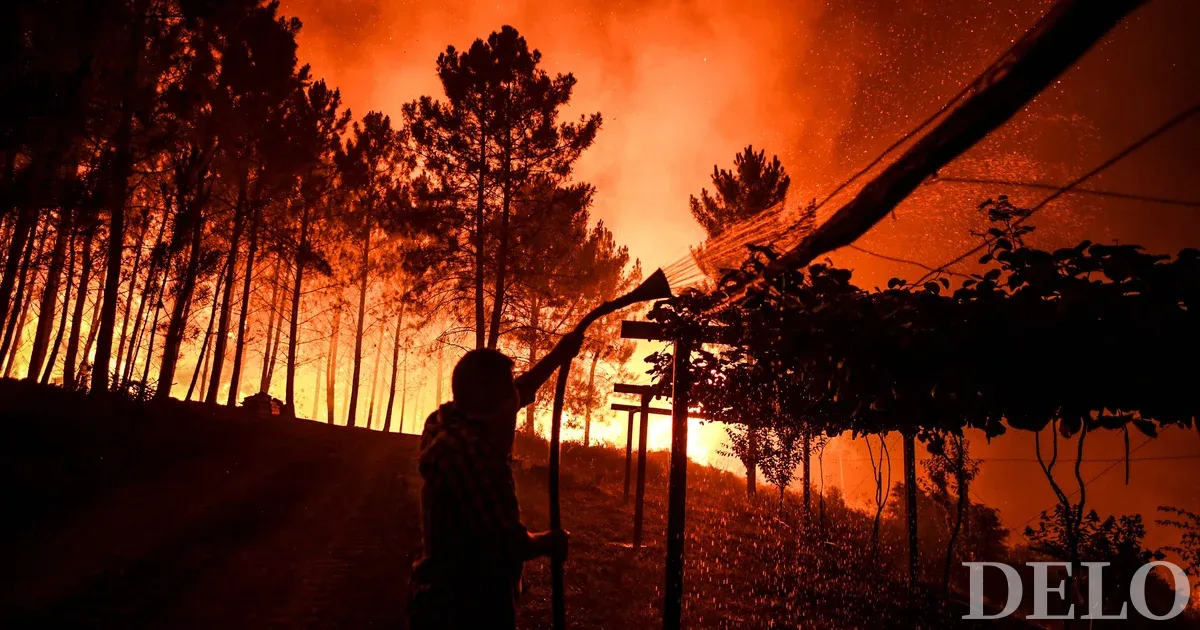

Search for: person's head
xmin=452 ymin=348 xmax=520 ymax=426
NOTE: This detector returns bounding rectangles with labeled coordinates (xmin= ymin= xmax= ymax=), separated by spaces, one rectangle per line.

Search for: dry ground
xmin=2 ymin=380 xmax=1043 ymax=629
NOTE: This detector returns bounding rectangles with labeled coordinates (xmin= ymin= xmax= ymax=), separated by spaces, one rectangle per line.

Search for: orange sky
xmin=274 ymin=0 xmax=1200 ymax=548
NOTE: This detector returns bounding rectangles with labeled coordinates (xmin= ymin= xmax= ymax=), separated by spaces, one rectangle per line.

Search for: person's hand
xmin=532 ymin=529 xmax=570 ymax=560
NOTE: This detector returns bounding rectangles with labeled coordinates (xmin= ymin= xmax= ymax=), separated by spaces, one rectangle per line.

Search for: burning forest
xmin=1 ymin=0 xmax=1198 ymax=628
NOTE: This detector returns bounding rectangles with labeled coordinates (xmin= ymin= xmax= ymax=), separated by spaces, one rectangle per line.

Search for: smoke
xmin=284 ymin=0 xmax=1198 ymax=286
xmin=277 ymin=0 xmax=1200 ymax=542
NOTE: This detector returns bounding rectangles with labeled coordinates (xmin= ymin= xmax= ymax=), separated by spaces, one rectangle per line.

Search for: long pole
xmin=548 ymin=362 xmax=571 ymax=630
xmin=633 ymin=393 xmax=650 ymax=549
xmin=749 ymin=0 xmax=1148 ymax=291
xmin=662 ymin=337 xmax=693 ymax=630
xmin=623 ymin=409 xmax=635 ymax=504
xmin=544 ymin=268 xmax=671 ymax=629
xmin=903 ymin=432 xmax=919 ymax=583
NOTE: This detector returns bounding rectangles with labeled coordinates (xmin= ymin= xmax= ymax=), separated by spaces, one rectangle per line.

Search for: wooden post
xmin=617 ymin=322 xmax=725 ymax=623
xmin=633 ymin=393 xmax=650 ymax=550
xmin=662 ymin=336 xmax=693 ymax=630
xmin=623 ymin=409 xmax=635 ymax=504
xmin=549 ymin=365 xmax=570 ymax=629
xmin=904 ymin=431 xmax=919 ymax=583
xmin=610 ymin=401 xmax=706 ymax=528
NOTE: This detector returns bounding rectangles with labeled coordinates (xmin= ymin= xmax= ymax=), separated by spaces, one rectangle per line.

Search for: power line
xmin=918 ymin=103 xmax=1200 ymax=284
xmin=831 ymin=454 xmax=1198 ymax=463
xmin=657 ymin=12 xmax=1056 ymax=285
xmin=807 ymin=13 xmax=1054 ymax=216
xmin=979 ymin=454 xmax=1198 ymax=462
xmin=1015 ymin=436 xmax=1155 ymax=530
xmin=927 ymin=175 xmax=1200 ymax=208
xmin=846 ymin=245 xmax=970 ymax=278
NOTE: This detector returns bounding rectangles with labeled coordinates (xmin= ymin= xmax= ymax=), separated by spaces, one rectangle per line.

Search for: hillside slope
xmin=3 ymin=381 xmax=1032 ymax=628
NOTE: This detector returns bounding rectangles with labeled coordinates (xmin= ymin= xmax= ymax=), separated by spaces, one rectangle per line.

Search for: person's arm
xmin=515 ymin=329 xmax=584 ymax=407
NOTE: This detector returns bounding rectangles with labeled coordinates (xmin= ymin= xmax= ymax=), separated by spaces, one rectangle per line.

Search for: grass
xmin=509 ymin=435 xmax=987 ymax=629
xmin=3 ymin=379 xmax=1191 ymax=628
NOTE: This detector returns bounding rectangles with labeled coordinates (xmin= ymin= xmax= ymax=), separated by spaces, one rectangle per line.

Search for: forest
xmin=2 ymin=0 xmax=1199 ymax=628
xmin=1 ymin=2 xmax=638 ymax=438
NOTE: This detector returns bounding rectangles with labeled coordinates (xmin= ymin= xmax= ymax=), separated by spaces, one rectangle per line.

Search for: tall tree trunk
xmin=435 ymin=340 xmax=444 ymax=404
xmin=486 ymin=148 xmax=511 ymax=350
xmin=383 ymin=306 xmax=404 ymax=432
xmin=0 ymin=208 xmax=37 ymax=334
xmin=583 ymin=348 xmax=600 ymax=447
xmin=27 ymin=209 xmax=73 ymax=379
xmin=190 ymin=326 xmax=212 ymax=402
xmin=139 ymin=269 xmax=167 ymax=390
xmin=41 ymin=225 xmax=79 ymax=383
xmin=903 ymin=431 xmax=919 ymax=583
xmin=524 ymin=299 xmax=540 ymax=433
xmin=206 ymin=176 xmax=247 ymax=403
xmin=187 ymin=265 xmax=227 ymax=401
xmin=119 ymin=211 xmax=167 ymax=384
xmin=473 ymin=135 xmax=486 ymax=350
xmin=62 ymin=220 xmax=96 ymax=389
xmin=123 ymin=260 xmax=163 ymax=388
xmin=746 ymin=426 xmax=758 ymax=498
xmin=366 ymin=318 xmax=385 ymax=429
xmin=943 ymin=436 xmax=969 ymax=596
xmin=3 ymin=263 xmax=40 ymax=378
xmin=227 ymin=202 xmax=261 ymax=406
xmin=325 ymin=304 xmax=341 ymax=424
xmin=339 ymin=358 xmax=349 ymax=421
xmin=255 ymin=267 xmax=279 ymax=393
xmin=259 ymin=259 xmax=283 ymax=394
xmin=802 ymin=431 xmax=812 ymax=522
xmin=867 ymin=435 xmax=891 ymax=563
xmin=1 ymin=221 xmax=44 ymax=374
xmin=311 ymin=357 xmax=322 ymax=420
xmin=399 ymin=350 xmax=408 ymax=433
xmin=113 ymin=209 xmax=153 ymax=379
xmin=156 ymin=200 xmax=206 ymax=400
xmin=284 ymin=204 xmax=310 ymax=411
xmin=346 ymin=219 xmax=371 ymax=427
xmin=77 ymin=253 xmax=107 ymax=382
xmin=818 ymin=450 xmax=827 ymax=532
xmin=93 ymin=0 xmax=147 ymax=394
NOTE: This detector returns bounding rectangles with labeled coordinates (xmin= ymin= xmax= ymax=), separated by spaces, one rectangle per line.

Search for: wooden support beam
xmin=623 ymin=409 xmax=635 ymax=505
xmin=612 ymin=402 xmax=670 ymax=415
xmin=620 ymin=320 xmax=735 ymax=344
xmin=903 ymin=432 xmax=918 ymax=583
xmin=662 ymin=337 xmax=693 ymax=630
xmin=633 ymin=393 xmax=650 ymax=550
xmin=611 ymin=402 xmax=709 ymax=420
xmin=614 ymin=382 xmax=655 ymax=396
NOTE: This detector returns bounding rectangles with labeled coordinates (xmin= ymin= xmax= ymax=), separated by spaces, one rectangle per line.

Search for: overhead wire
xmin=659 ymin=13 xmax=1056 ymax=287
xmin=916 ymin=102 xmax=1200 ymax=285
xmin=927 ymin=175 xmax=1200 ymax=209
xmin=1015 ymin=436 xmax=1155 ymax=530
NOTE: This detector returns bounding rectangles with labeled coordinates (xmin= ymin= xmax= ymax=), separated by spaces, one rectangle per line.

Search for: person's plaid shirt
xmin=411 ymin=403 xmax=528 ymax=600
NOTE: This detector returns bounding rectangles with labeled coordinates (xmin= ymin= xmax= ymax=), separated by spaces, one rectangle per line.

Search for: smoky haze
xmin=282 ymin=0 xmax=1199 ymax=282
xmin=280 ymin=0 xmax=1200 ymax=550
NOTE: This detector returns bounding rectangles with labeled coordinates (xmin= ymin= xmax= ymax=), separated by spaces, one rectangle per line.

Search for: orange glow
xmin=256 ymin=0 xmax=1200 ymax=540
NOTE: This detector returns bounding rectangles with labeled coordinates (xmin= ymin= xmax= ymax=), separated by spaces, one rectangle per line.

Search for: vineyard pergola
xmin=584 ymin=0 xmax=1200 ymax=628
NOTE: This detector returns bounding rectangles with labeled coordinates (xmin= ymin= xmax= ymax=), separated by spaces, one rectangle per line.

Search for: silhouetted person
xmin=408 ymin=331 xmax=584 ymax=630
